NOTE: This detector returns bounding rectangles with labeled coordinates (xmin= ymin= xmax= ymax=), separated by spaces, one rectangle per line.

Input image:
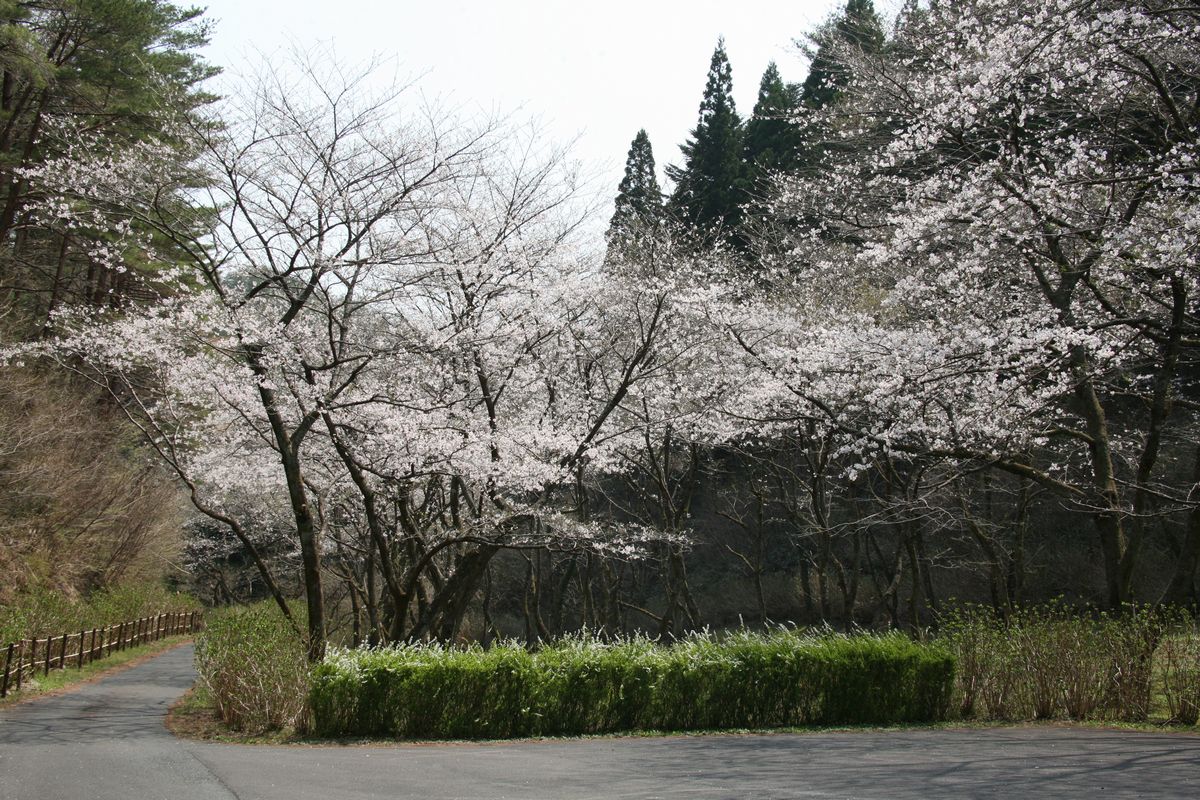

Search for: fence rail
xmin=0 ymin=610 xmax=202 ymax=698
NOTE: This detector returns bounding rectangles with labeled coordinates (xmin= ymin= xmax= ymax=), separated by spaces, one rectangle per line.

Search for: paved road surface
xmin=1 ymin=644 xmax=1198 ymax=799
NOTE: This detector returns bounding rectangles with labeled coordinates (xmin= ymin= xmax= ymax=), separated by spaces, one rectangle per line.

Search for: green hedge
xmin=309 ymin=630 xmax=955 ymax=739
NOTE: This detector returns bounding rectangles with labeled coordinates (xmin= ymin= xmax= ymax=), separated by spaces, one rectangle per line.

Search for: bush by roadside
xmin=194 ymin=602 xmax=308 ymax=733
xmin=308 ymin=630 xmax=955 ymax=739
xmin=940 ymin=603 xmax=1200 ymax=724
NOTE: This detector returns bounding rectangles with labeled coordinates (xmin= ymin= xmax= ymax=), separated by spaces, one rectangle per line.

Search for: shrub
xmin=194 ymin=601 xmax=307 ymax=734
xmin=1159 ymin=629 xmax=1200 ymax=726
xmin=308 ymin=629 xmax=955 ymax=739
xmin=939 ymin=602 xmax=1176 ymax=723
xmin=1101 ymin=606 xmax=1165 ymax=722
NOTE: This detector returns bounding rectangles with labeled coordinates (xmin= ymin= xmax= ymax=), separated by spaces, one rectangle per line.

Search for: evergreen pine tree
xmin=800 ymin=0 xmax=886 ymax=109
xmin=743 ymin=62 xmax=802 ymax=186
xmin=666 ymin=38 xmax=746 ymax=238
xmin=608 ymin=129 xmax=663 ymax=241
xmin=789 ymin=0 xmax=887 ymax=195
xmin=740 ymin=62 xmax=804 ymax=246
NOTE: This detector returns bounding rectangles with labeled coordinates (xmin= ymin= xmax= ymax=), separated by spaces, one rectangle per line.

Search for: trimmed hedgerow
xmin=308 ymin=630 xmax=955 ymax=739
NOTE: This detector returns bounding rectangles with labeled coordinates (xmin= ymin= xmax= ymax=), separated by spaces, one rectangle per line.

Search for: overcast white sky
xmin=198 ymin=1 xmax=849 ymax=209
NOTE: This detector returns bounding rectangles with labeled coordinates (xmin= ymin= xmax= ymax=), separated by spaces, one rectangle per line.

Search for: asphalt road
xmin=1 ymin=644 xmax=1198 ymax=800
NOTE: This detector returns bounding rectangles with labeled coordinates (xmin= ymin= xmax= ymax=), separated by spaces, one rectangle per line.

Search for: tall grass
xmin=0 ymin=582 xmax=199 ymax=644
xmin=309 ymin=629 xmax=955 ymax=739
xmin=194 ymin=602 xmax=308 ymax=733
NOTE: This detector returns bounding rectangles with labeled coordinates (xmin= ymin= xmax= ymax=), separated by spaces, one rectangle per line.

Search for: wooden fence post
xmin=76 ymin=631 xmax=85 ymax=669
xmin=44 ymin=636 xmax=52 ymax=676
xmin=57 ymin=633 xmax=67 ymax=670
xmin=15 ymin=640 xmax=25 ymax=691
xmin=23 ymin=639 xmax=35 ymax=689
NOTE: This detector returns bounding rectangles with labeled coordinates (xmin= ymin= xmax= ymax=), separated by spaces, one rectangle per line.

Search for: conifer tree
xmin=740 ymin=62 xmax=804 ymax=246
xmin=743 ymin=63 xmax=802 ymax=188
xmin=788 ymin=0 xmax=887 ymax=199
xmin=608 ymin=129 xmax=663 ymax=241
xmin=667 ymin=38 xmax=746 ymax=237
xmin=0 ymin=0 xmax=216 ymax=328
xmin=800 ymin=0 xmax=886 ymax=109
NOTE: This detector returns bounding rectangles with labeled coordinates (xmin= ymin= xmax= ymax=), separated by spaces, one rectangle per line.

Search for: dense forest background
xmin=2 ymin=0 xmax=1198 ymax=653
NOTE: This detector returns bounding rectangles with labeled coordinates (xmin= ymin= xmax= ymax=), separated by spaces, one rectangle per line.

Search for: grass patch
xmin=1 ymin=583 xmax=199 ymax=645
xmin=166 ymin=684 xmax=297 ymax=744
xmin=0 ymin=635 xmax=192 ymax=708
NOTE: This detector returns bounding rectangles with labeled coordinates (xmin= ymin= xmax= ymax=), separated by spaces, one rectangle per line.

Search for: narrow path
xmin=0 ymin=644 xmax=235 ymax=800
xmin=1 ymin=644 xmax=1198 ymax=800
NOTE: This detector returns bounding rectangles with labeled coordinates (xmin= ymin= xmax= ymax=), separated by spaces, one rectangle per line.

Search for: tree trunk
xmin=1074 ymin=375 xmax=1130 ymax=608
xmin=1164 ymin=443 xmax=1200 ymax=608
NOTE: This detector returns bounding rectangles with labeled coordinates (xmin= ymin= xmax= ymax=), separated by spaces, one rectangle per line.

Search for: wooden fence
xmin=0 ymin=610 xmax=202 ymax=698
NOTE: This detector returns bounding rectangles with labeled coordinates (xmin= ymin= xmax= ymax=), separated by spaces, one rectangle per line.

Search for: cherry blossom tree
xmin=19 ymin=54 xmax=719 ymax=656
xmin=727 ymin=0 xmax=1200 ymax=607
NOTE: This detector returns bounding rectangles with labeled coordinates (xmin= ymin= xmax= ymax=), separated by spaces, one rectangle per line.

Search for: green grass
xmin=1 ymin=583 xmax=200 ymax=645
xmin=0 ymin=635 xmax=193 ymax=707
